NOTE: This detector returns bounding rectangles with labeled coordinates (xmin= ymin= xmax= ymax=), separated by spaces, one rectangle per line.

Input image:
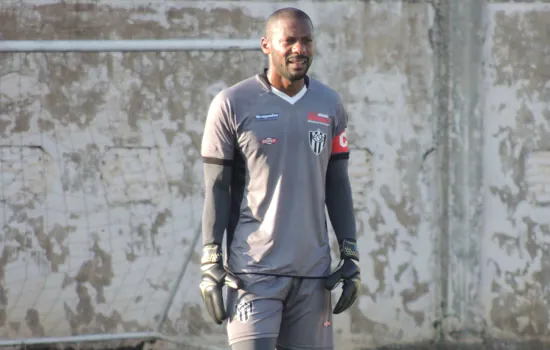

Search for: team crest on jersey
xmin=236 ymin=301 xmax=253 ymax=323
xmin=309 ymin=129 xmax=327 ymax=155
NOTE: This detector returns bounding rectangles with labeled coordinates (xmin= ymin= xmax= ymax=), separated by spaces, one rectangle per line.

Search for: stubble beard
xmin=275 ymin=59 xmax=310 ymax=82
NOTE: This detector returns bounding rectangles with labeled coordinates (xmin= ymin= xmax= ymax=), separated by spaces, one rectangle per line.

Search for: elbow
xmin=203 ymin=163 xmax=232 ymax=196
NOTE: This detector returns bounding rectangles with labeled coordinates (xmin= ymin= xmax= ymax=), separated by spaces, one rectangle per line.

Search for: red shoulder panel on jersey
xmin=331 ymin=130 xmax=349 ymax=154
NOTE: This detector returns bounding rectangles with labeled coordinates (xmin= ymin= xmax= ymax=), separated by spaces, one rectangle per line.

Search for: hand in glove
xmin=325 ymin=239 xmax=361 ymax=314
xmin=199 ymin=244 xmax=242 ymax=324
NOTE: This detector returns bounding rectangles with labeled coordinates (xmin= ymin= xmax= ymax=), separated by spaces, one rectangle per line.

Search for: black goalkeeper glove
xmin=325 ymin=239 xmax=361 ymax=314
xmin=199 ymin=244 xmax=242 ymax=325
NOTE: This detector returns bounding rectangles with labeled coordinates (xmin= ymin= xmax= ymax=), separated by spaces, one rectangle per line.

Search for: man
xmin=199 ymin=7 xmax=361 ymax=350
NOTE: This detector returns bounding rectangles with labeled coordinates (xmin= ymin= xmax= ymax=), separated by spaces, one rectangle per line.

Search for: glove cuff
xmin=340 ymin=239 xmax=359 ymax=261
xmin=201 ymin=244 xmax=223 ymax=265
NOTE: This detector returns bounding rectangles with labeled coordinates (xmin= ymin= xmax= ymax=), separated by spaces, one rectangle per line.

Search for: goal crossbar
xmin=0 ymin=39 xmax=260 ymax=52
xmin=0 ymin=38 xmax=251 ymax=350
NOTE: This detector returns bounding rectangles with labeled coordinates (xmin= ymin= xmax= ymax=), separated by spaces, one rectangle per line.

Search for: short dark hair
xmin=265 ymin=7 xmax=313 ymax=37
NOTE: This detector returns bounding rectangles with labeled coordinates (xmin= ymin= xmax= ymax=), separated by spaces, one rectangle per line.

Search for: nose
xmin=292 ymin=41 xmax=307 ymax=55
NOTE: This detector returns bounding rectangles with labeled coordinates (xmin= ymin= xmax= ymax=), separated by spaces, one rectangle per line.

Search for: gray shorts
xmin=225 ymin=274 xmax=334 ymax=349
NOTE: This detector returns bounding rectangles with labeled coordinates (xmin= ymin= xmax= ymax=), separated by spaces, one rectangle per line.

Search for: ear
xmin=260 ymin=37 xmax=270 ymax=55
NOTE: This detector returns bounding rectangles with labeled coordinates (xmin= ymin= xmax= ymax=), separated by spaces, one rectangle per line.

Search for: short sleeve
xmin=201 ymin=91 xmax=236 ymax=165
xmin=331 ymin=97 xmax=350 ymax=157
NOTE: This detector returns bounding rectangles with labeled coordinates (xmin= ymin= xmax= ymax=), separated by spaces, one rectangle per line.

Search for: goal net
xmin=0 ymin=1 xmax=263 ymax=349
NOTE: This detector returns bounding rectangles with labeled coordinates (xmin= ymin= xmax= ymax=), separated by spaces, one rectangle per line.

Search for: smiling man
xmin=199 ymin=7 xmax=361 ymax=350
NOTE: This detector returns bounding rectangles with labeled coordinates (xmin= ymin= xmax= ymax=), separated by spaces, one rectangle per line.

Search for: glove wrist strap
xmin=201 ymin=244 xmax=223 ymax=265
xmin=340 ymin=239 xmax=359 ymax=261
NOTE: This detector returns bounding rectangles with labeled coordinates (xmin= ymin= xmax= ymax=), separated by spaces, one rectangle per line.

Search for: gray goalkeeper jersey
xmin=201 ymin=72 xmax=350 ymax=277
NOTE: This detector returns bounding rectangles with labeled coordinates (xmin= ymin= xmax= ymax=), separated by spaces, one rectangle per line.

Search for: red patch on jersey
xmin=261 ymin=137 xmax=278 ymax=145
xmin=332 ymin=130 xmax=349 ymax=154
xmin=307 ymin=112 xmax=330 ymax=125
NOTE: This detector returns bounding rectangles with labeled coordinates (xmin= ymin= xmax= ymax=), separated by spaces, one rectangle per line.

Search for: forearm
xmin=325 ymin=159 xmax=357 ymax=245
xmin=202 ymin=163 xmax=233 ymax=246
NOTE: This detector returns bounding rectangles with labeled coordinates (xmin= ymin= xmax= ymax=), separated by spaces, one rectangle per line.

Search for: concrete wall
xmin=479 ymin=1 xmax=550 ymax=340
xmin=0 ymin=1 xmax=548 ymax=349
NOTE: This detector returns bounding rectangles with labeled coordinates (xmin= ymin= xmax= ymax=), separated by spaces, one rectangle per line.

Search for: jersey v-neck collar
xmin=257 ymin=69 xmax=310 ymax=105
xmin=271 ymin=85 xmax=307 ymax=105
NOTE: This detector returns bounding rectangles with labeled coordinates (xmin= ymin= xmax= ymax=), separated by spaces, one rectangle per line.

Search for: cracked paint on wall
xmin=1 ymin=1 xmax=548 ymax=350
xmin=481 ymin=3 xmax=550 ymax=339
xmin=0 ymin=0 xmax=269 ymax=342
xmin=0 ymin=2 xmax=438 ymax=349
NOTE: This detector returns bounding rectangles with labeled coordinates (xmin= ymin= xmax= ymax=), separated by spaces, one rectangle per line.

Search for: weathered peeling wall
xmin=0 ymin=1 xmax=549 ymax=350
xmin=480 ymin=1 xmax=550 ymax=340
xmin=438 ymin=0 xmax=550 ymax=344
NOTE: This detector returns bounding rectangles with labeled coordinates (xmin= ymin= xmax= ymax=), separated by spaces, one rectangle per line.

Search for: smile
xmin=287 ymin=58 xmax=308 ymax=64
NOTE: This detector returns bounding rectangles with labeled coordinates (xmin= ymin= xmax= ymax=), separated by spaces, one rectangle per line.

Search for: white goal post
xmin=0 ymin=39 xmax=260 ymax=52
xmin=0 ymin=38 xmax=259 ymax=350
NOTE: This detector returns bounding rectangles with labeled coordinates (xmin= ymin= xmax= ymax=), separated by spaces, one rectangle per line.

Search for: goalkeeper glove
xmin=325 ymin=239 xmax=361 ymax=314
xmin=199 ymin=244 xmax=242 ymax=325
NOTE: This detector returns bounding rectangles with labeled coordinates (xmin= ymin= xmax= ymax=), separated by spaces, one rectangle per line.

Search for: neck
xmin=266 ymin=68 xmax=305 ymax=97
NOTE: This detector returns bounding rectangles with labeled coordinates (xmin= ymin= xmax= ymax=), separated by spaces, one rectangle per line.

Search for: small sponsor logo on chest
xmin=256 ymin=113 xmax=279 ymax=121
xmin=261 ymin=137 xmax=278 ymax=145
xmin=307 ymin=112 xmax=330 ymax=126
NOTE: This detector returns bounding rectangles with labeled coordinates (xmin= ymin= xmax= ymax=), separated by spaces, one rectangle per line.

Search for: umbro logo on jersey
xmin=307 ymin=112 xmax=330 ymax=126
xmin=256 ymin=113 xmax=279 ymax=121
xmin=309 ymin=129 xmax=327 ymax=155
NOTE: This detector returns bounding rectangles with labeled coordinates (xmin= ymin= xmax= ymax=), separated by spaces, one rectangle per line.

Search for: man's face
xmin=263 ymin=17 xmax=314 ymax=82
